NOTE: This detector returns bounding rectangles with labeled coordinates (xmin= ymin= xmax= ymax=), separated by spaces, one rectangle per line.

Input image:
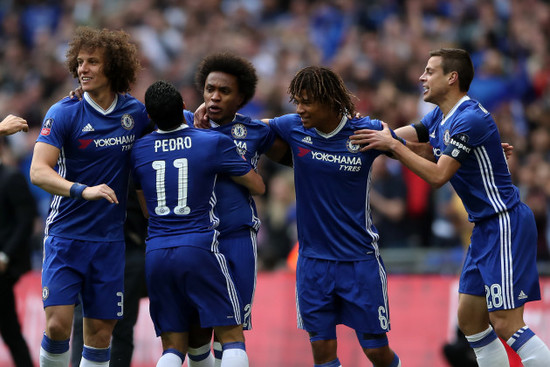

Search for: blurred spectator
xmin=0 ymin=136 xmax=36 ymax=367
xmin=370 ymin=154 xmax=409 ymax=248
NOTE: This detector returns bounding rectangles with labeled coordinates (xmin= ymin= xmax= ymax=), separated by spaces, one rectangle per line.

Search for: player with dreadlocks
xmin=264 ymin=66 xmax=403 ymax=367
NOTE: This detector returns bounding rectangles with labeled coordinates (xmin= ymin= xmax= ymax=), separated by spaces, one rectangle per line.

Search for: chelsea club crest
xmin=121 ymin=114 xmax=135 ymax=130
xmin=231 ymin=123 xmax=247 ymax=139
xmin=346 ymin=138 xmax=360 ymax=153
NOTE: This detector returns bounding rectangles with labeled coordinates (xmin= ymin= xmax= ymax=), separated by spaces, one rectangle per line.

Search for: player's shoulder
xmin=349 ymin=115 xmax=382 ymax=130
xmin=46 ymin=96 xmax=80 ymax=121
xmin=119 ymin=92 xmax=143 ymax=106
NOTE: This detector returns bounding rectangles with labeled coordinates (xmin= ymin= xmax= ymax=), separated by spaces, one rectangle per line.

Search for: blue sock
xmin=41 ymin=333 xmax=70 ymax=354
xmin=222 ymin=341 xmax=246 ymax=352
xmin=82 ymin=345 xmax=110 ymax=363
xmin=314 ymin=358 xmax=341 ymax=367
xmin=389 ymin=353 xmax=400 ymax=367
xmin=507 ymin=326 xmax=535 ymax=352
xmin=467 ymin=327 xmax=498 ymax=349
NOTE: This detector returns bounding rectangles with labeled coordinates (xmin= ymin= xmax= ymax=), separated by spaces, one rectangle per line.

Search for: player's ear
xmin=448 ymin=71 xmax=459 ymax=86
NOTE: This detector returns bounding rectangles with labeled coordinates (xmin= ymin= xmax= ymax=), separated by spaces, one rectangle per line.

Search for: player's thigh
xmin=218 ymin=231 xmax=257 ymax=329
xmin=81 ymin=240 xmax=125 ymax=320
xmin=461 ymin=205 xmax=540 ymax=311
xmin=296 ymin=256 xmax=337 ymax=333
xmin=41 ymin=236 xmax=84 ymax=308
xmin=338 ymin=259 xmax=391 ymax=336
xmin=457 ymin=293 xmax=490 ymax=335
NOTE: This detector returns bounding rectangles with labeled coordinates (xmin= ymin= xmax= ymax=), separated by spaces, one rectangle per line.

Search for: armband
xmin=70 ymin=183 xmax=87 ymax=199
xmin=412 ymin=122 xmax=430 ymax=143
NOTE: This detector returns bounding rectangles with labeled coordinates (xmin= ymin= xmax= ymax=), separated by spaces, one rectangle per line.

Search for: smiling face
xmin=419 ymin=56 xmax=451 ymax=105
xmin=77 ymin=48 xmax=111 ymax=96
xmin=203 ymin=71 xmax=244 ymax=125
xmin=293 ymin=90 xmax=340 ymax=133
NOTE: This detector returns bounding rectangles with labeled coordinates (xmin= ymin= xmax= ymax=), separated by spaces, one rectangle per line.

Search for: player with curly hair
xmin=30 ymin=27 xmax=151 ymax=367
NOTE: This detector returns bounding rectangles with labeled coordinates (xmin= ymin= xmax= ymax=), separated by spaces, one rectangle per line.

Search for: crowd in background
xmin=1 ymin=0 xmax=549 ymax=271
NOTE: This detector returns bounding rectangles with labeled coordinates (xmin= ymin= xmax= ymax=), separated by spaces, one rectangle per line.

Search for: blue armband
xmin=70 ymin=183 xmax=87 ymax=199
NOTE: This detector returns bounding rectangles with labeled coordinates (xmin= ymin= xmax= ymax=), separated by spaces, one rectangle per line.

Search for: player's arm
xmin=0 ymin=114 xmax=29 ymax=135
xmin=360 ymin=122 xmax=460 ymax=188
xmin=135 ymin=190 xmax=149 ymax=219
xmin=261 ymin=118 xmax=293 ymax=166
xmin=231 ymin=169 xmax=265 ymax=196
xmin=30 ymin=142 xmax=119 ymax=203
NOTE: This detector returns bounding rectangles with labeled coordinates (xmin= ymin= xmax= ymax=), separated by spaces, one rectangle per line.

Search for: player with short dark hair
xmin=131 ymin=80 xmax=265 ymax=367
xmin=353 ymin=47 xmax=550 ymax=367
xmin=30 ymin=26 xmax=151 ymax=367
xmin=186 ymin=52 xmax=288 ymax=366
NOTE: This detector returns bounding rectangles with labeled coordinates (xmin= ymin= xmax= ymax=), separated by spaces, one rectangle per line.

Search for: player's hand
xmin=193 ymin=103 xmax=210 ymax=129
xmin=0 ymin=114 xmax=29 ymax=135
xmin=502 ymin=142 xmax=514 ymax=160
xmin=69 ymin=86 xmax=84 ymax=100
xmin=82 ymin=184 xmax=119 ymax=204
xmin=351 ymin=123 xmax=395 ymax=152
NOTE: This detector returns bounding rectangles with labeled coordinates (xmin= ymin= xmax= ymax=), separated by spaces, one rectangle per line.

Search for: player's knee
xmin=45 ymin=319 xmax=72 ymax=340
xmin=489 ymin=311 xmax=524 ymax=340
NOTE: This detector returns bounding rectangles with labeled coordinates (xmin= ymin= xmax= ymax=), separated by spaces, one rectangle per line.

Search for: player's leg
xmin=296 ymin=256 xmax=342 ymax=366
xmin=40 ymin=305 xmax=75 ymax=367
xmin=79 ymin=240 xmax=125 ymax=367
xmin=310 ymin=339 xmax=338 ymax=365
xmin=199 ymin=231 xmax=257 ymax=367
xmin=339 ymin=259 xmax=400 ymax=367
xmin=157 ymin=332 xmax=188 ymax=367
xmin=489 ymin=204 xmax=550 ymax=366
xmin=40 ymin=236 xmax=83 ymax=367
xmin=490 ymin=307 xmax=550 ymax=367
xmin=188 ymin=324 xmax=215 ymax=367
xmin=110 ymin=247 xmax=146 ymax=367
xmin=79 ymin=318 xmax=117 ymax=367
xmin=213 ymin=325 xmax=248 ymax=367
xmin=457 ymin=293 xmax=509 ymax=367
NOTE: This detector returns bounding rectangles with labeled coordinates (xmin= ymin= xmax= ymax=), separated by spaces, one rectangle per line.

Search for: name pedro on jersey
xmin=154 ymin=136 xmax=192 ymax=152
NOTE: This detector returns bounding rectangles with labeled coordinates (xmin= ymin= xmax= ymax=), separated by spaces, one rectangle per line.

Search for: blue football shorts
xmin=296 ymin=255 xmax=391 ymax=348
xmin=217 ymin=229 xmax=257 ymax=330
xmin=146 ymin=245 xmax=243 ymax=336
xmin=41 ymin=235 xmax=125 ymax=319
xmin=459 ymin=202 xmax=541 ymax=311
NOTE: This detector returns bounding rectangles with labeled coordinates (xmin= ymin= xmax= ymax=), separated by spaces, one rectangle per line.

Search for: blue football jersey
xmin=269 ymin=114 xmax=384 ymax=261
xmin=37 ymin=93 xmax=150 ymax=241
xmin=130 ymin=125 xmax=254 ymax=252
xmin=184 ymin=111 xmax=275 ymax=235
xmin=420 ymin=96 xmax=520 ymax=222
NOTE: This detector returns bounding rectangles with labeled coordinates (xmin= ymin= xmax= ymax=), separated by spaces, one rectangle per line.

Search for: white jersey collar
xmin=83 ymin=92 xmax=118 ymax=115
xmin=315 ymin=114 xmax=348 ymax=139
xmin=157 ymin=124 xmax=189 ymax=134
xmin=442 ymin=95 xmax=470 ymax=125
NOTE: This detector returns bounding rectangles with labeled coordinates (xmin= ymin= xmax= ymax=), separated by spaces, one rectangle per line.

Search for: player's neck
xmin=439 ymin=91 xmax=467 ymax=117
xmin=316 ymin=112 xmax=343 ymax=134
xmin=87 ymin=89 xmax=117 ymax=110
